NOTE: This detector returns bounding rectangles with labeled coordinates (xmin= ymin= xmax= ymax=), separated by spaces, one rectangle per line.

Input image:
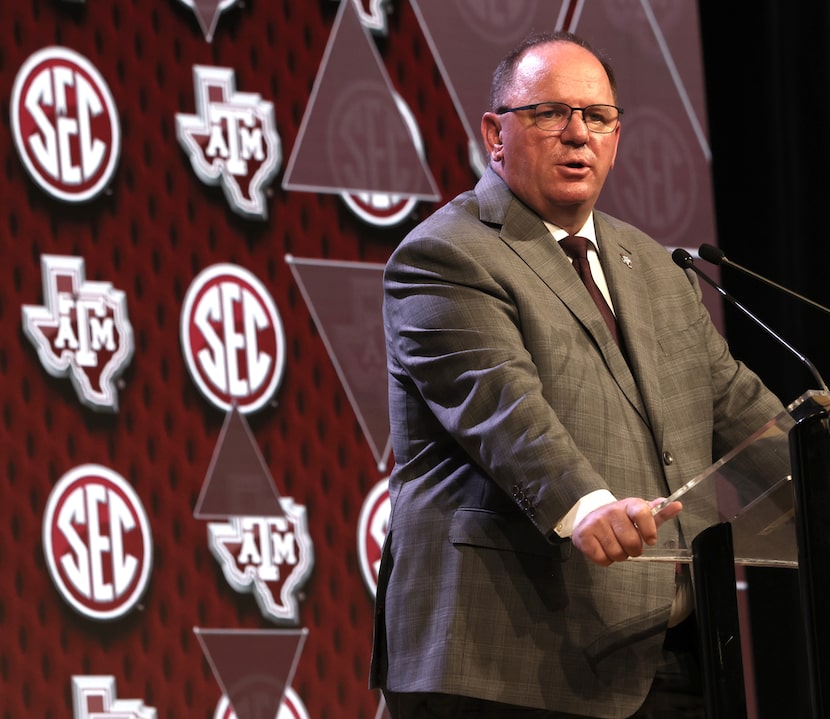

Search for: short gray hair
xmin=488 ymin=31 xmax=618 ymax=112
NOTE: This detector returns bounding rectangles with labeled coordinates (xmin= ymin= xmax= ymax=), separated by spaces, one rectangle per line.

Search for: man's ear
xmin=481 ymin=112 xmax=503 ymax=161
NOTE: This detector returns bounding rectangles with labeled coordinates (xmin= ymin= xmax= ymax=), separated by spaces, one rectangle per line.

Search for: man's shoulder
xmin=400 ymin=177 xmax=501 ymax=241
xmin=594 ymin=211 xmax=670 ymax=256
xmin=405 ymin=188 xmax=480 ymax=237
xmin=594 ymin=210 xmax=649 ymax=241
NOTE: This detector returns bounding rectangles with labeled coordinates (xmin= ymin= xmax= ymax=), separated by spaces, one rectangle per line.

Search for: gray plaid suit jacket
xmin=370 ymin=167 xmax=783 ymax=717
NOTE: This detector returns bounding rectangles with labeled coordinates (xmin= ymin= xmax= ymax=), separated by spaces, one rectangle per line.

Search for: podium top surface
xmin=639 ymin=390 xmax=830 ymax=567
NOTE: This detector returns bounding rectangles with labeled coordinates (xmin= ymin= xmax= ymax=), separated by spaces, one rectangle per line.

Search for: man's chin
xmin=548 ymin=190 xmax=596 ymax=210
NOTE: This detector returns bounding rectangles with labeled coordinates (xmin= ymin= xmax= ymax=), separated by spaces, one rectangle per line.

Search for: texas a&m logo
xmin=176 ymin=66 xmax=281 ymax=220
xmin=11 ymin=46 xmax=121 ymax=203
xmin=334 ymin=0 xmax=394 ymax=35
xmin=71 ymin=676 xmax=156 ymax=719
xmin=22 ymin=255 xmax=134 ymax=412
xmin=208 ymin=499 xmax=314 ymax=625
xmin=43 ymin=465 xmax=153 ymax=621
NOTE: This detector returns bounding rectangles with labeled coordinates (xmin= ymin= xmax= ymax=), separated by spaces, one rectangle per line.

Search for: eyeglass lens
xmin=534 ymin=103 xmax=619 ymax=133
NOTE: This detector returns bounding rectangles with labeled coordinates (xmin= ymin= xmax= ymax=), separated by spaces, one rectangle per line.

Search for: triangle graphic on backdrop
xmin=184 ymin=0 xmax=238 ymax=42
xmin=281 ymin=0 xmax=439 ymax=199
xmin=409 ymin=0 xmax=568 ymax=172
xmin=195 ymin=628 xmax=307 ymax=719
xmin=286 ymin=255 xmax=391 ymax=473
xmin=193 ymin=404 xmax=284 ymax=519
xmin=374 ymin=694 xmax=392 ymax=719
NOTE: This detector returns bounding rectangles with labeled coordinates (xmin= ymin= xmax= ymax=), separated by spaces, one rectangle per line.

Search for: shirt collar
xmin=544 ymin=214 xmax=599 ymax=253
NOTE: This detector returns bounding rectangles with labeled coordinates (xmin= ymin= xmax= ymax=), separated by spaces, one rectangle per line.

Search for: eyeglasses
xmin=496 ymin=101 xmax=624 ymax=134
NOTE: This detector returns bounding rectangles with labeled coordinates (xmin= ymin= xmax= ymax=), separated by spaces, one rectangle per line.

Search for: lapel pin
xmin=620 ymin=253 xmax=633 ymax=268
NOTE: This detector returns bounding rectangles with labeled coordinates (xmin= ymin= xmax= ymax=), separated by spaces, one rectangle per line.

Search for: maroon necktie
xmin=559 ymin=235 xmax=620 ymax=345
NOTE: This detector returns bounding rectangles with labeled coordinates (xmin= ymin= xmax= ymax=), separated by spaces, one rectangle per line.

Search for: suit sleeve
xmin=384 ymin=230 xmax=614 ymax=537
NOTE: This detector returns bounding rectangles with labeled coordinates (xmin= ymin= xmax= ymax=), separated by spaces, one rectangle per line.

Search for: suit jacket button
xmin=662 ymin=451 xmax=674 ymax=466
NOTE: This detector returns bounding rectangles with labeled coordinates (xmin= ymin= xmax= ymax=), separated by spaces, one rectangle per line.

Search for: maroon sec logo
xmin=213 ymin=686 xmax=309 ymax=719
xmin=10 ymin=46 xmax=121 ymax=203
xmin=181 ymin=264 xmax=286 ymax=413
xmin=42 ymin=464 xmax=153 ymax=621
xmin=357 ymin=477 xmax=390 ymax=596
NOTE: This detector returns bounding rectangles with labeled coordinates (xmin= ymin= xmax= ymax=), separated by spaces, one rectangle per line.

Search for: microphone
xmin=672 ymin=248 xmax=828 ymax=391
xmin=698 ymin=243 xmax=830 ymax=317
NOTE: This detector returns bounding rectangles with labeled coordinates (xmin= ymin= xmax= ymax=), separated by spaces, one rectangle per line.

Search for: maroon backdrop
xmin=0 ymin=2 xmax=720 ymax=718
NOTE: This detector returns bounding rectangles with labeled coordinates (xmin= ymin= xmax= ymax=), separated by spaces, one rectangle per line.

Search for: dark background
xmin=699 ymin=2 xmax=830 ymax=714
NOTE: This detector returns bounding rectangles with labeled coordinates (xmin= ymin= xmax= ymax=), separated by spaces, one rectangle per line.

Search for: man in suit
xmin=370 ymin=31 xmax=785 ymax=718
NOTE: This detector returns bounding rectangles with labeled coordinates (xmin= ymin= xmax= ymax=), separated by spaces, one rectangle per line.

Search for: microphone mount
xmin=672 ymin=248 xmax=828 ymax=392
xmin=698 ymin=243 xmax=830 ymax=317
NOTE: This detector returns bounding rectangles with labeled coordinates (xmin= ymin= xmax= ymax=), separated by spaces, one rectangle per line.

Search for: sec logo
xmin=181 ymin=264 xmax=286 ymax=413
xmin=357 ymin=477 xmax=390 ymax=596
xmin=213 ymin=686 xmax=309 ymax=719
xmin=10 ymin=46 xmax=121 ymax=203
xmin=42 ymin=464 xmax=153 ymax=621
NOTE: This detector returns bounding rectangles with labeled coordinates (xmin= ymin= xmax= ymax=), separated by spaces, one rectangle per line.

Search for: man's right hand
xmin=571 ymin=497 xmax=682 ymax=566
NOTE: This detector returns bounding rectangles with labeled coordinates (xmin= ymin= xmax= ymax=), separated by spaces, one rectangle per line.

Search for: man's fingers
xmin=574 ymin=513 xmax=640 ymax=564
xmin=573 ymin=497 xmax=683 ymax=566
xmin=609 ymin=512 xmax=647 ymax=555
xmin=652 ymin=499 xmax=683 ymax=528
xmin=572 ymin=533 xmax=620 ymax=566
xmin=623 ymin=499 xmax=658 ymax=547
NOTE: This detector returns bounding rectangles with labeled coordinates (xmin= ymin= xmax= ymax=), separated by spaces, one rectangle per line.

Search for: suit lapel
xmin=476 ymin=170 xmax=649 ymax=424
xmin=597 ymin=218 xmax=663 ymax=441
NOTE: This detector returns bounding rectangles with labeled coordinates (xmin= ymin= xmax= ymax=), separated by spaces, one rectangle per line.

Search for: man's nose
xmin=560 ymin=109 xmax=590 ymax=141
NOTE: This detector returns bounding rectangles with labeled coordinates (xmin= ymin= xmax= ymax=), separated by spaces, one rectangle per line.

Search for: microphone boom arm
xmin=673 ymin=248 xmax=829 ymax=392
xmin=698 ymin=243 xmax=830 ymax=317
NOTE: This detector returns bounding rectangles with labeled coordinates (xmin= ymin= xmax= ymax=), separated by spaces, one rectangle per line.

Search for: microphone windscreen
xmin=698 ymin=243 xmax=725 ymax=265
xmin=671 ymin=248 xmax=694 ymax=269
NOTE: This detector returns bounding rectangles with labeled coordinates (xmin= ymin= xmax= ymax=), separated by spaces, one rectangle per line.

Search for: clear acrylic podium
xmin=641 ymin=390 xmax=830 ymax=718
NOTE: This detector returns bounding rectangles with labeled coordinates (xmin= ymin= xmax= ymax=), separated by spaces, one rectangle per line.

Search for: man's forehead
xmin=512 ymin=44 xmax=610 ymax=96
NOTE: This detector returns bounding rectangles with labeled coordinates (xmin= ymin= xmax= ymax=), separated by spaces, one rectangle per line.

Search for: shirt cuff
xmin=554 ymin=489 xmax=616 ymax=538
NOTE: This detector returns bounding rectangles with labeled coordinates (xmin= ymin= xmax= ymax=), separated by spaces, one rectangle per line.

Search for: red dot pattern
xmin=1 ymin=1 xmax=472 ymax=718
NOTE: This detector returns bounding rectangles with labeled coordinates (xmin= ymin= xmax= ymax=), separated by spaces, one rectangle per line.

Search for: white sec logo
xmin=181 ymin=264 xmax=286 ymax=413
xmin=42 ymin=464 xmax=153 ymax=621
xmin=11 ymin=46 xmax=121 ymax=203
